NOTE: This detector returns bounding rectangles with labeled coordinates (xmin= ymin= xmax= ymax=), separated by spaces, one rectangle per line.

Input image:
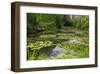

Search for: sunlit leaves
xmin=27 ymin=41 xmax=53 ymax=50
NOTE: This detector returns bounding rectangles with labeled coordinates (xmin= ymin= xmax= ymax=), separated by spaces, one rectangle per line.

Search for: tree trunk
xmin=63 ymin=15 xmax=72 ymax=26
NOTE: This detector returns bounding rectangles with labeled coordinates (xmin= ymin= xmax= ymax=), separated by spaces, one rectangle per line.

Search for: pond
xmin=27 ymin=28 xmax=89 ymax=60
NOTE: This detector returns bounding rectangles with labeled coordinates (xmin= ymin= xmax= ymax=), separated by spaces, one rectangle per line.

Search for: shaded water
xmin=49 ymin=46 xmax=64 ymax=58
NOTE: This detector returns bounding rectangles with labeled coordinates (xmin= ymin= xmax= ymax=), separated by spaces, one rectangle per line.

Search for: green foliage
xmin=35 ymin=14 xmax=56 ymax=30
xmin=72 ymin=16 xmax=89 ymax=30
xmin=55 ymin=15 xmax=63 ymax=29
xmin=27 ymin=40 xmax=89 ymax=60
xmin=27 ymin=13 xmax=38 ymax=33
xmin=56 ymin=42 xmax=89 ymax=59
xmin=27 ymin=41 xmax=53 ymax=60
xmin=81 ymin=16 xmax=89 ymax=30
xmin=27 ymin=13 xmax=89 ymax=60
xmin=27 ymin=41 xmax=53 ymax=51
xmin=27 ymin=13 xmax=89 ymax=34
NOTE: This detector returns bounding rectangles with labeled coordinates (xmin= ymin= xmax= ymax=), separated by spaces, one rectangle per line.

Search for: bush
xmin=72 ymin=16 xmax=89 ymax=30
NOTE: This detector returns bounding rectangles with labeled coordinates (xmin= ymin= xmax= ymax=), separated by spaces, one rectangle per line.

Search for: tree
xmin=27 ymin=13 xmax=38 ymax=34
xmin=63 ymin=15 xmax=72 ymax=26
xmin=55 ymin=15 xmax=62 ymax=29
